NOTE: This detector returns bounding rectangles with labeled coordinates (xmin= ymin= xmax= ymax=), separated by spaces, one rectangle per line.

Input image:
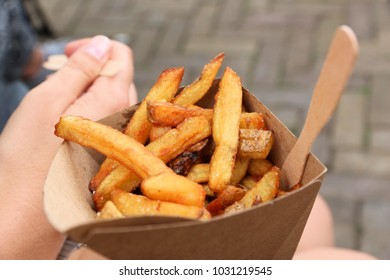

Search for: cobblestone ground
xmin=38 ymin=0 xmax=390 ymax=259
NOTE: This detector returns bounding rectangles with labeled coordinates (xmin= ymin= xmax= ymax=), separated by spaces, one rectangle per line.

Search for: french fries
xmin=172 ymin=53 xmax=224 ymax=106
xmin=54 ymin=53 xmax=299 ymax=222
xmin=90 ymin=67 xmax=184 ymax=190
xmin=111 ymin=190 xmax=207 ymax=220
xmin=206 ymin=185 xmax=246 ymax=216
xmin=238 ymin=129 xmax=274 ymax=159
xmin=209 ymin=67 xmax=243 ymax=194
xmin=147 ymin=101 xmax=213 ymax=127
xmin=97 ymin=201 xmax=124 ymax=219
xmin=225 ymin=166 xmax=280 ymax=215
xmin=239 ymin=112 xmax=266 ymax=130
xmin=93 ymin=116 xmax=211 ymax=210
xmin=186 ymin=163 xmax=210 ymax=183
xmin=55 ymin=116 xmax=206 ymax=208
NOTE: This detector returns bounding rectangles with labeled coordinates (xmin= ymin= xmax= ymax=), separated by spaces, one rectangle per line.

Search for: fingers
xmin=65 ymin=39 xmax=91 ymax=56
xmin=65 ymin=40 xmax=136 ymax=120
xmin=29 ymin=35 xmax=112 ymax=117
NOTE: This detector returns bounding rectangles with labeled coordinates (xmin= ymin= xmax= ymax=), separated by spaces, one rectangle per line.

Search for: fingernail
xmin=85 ymin=35 xmax=111 ymax=60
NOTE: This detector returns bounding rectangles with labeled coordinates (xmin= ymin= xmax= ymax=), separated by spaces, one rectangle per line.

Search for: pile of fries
xmin=55 ymin=53 xmax=292 ymax=221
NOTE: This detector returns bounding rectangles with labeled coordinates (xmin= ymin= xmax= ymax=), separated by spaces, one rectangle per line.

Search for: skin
xmin=0 ymin=35 xmax=137 ymax=259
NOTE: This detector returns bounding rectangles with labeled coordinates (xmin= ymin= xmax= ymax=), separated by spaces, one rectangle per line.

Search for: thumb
xmin=31 ymin=35 xmax=112 ymax=114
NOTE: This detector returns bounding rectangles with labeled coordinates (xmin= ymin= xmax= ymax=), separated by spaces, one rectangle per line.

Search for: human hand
xmin=0 ymin=35 xmax=136 ymax=259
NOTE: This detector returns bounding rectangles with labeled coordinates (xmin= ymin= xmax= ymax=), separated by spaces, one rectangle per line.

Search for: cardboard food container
xmin=43 ymin=80 xmax=326 ymax=259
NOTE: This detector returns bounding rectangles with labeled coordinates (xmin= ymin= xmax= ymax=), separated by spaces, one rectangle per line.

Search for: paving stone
xmin=346 ymin=2 xmax=377 ymax=40
xmin=334 ymin=150 xmax=390 ymax=178
xmin=251 ymin=37 xmax=285 ymax=89
xmin=361 ymin=201 xmax=390 ymax=259
xmin=371 ymin=75 xmax=390 ymax=126
xmin=370 ymin=127 xmax=390 ymax=153
xmin=332 ymin=92 xmax=367 ymax=149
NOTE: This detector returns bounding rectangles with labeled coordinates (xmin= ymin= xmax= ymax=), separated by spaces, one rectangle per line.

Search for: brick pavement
xmin=38 ymin=0 xmax=390 ymax=259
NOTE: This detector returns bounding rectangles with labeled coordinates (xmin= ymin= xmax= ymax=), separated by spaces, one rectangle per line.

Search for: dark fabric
xmin=0 ymin=0 xmax=37 ymax=131
xmin=0 ymin=0 xmax=36 ymax=82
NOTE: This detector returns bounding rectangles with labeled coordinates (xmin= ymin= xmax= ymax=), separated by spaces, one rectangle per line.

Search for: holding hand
xmin=0 ymin=35 xmax=137 ymax=259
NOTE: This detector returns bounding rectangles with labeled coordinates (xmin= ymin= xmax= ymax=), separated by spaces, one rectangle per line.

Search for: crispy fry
xmin=90 ymin=67 xmax=184 ymax=189
xmin=209 ymin=67 xmax=242 ymax=193
xmin=147 ymin=103 xmax=266 ymax=130
xmin=224 ymin=167 xmax=279 ymax=215
xmin=230 ymin=156 xmax=251 ymax=185
xmin=232 ymin=166 xmax=280 ymax=210
xmin=141 ymin=172 xmax=205 ymax=208
xmin=206 ymin=185 xmax=246 ymax=216
xmin=202 ymin=184 xmax=215 ymax=197
xmin=93 ymin=116 xmax=212 ymax=210
xmin=168 ymin=139 xmax=208 ymax=175
xmin=238 ymin=129 xmax=274 ymax=159
xmin=147 ymin=54 xmax=223 ymax=141
xmin=239 ymin=112 xmax=266 ymax=130
xmin=55 ymin=116 xmax=171 ymax=180
xmin=186 ymin=163 xmax=210 ymax=183
xmin=111 ymin=190 xmax=207 ymax=220
xmin=93 ymin=165 xmax=140 ymax=210
xmin=172 ymin=53 xmax=224 ymax=106
xmin=239 ymin=176 xmax=258 ymax=190
xmin=89 ymin=159 xmax=118 ymax=191
xmin=97 ymin=200 xmax=124 ymax=219
xmin=125 ymin=67 xmax=184 ymax=142
xmin=247 ymin=159 xmax=274 ymax=179
xmin=149 ymin=125 xmax=171 ymax=141
xmin=147 ymin=101 xmax=213 ymax=127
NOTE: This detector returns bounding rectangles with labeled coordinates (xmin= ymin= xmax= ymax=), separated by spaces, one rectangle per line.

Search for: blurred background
xmin=34 ymin=0 xmax=389 ymax=259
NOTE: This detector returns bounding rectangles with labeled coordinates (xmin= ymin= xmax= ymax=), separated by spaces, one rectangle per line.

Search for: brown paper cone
xmin=44 ymin=80 xmax=326 ymax=259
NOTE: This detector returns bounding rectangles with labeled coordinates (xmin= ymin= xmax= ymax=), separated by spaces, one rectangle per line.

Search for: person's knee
xmin=295 ymin=194 xmax=335 ymax=252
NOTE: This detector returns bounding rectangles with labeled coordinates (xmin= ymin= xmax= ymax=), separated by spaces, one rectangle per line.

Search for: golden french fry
xmin=202 ymin=184 xmax=215 ymax=197
xmin=97 ymin=200 xmax=124 ymax=219
xmin=147 ymin=101 xmax=213 ymax=127
xmin=141 ymin=172 xmax=206 ymax=208
xmin=55 ymin=116 xmax=171 ymax=179
xmin=147 ymin=54 xmax=223 ymax=139
xmin=239 ymin=112 xmax=265 ymax=130
xmin=89 ymin=159 xmax=118 ymax=191
xmin=206 ymin=185 xmax=246 ymax=216
xmin=186 ymin=163 xmax=210 ymax=183
xmin=238 ymin=129 xmax=274 ymax=159
xmin=230 ymin=156 xmax=251 ymax=185
xmin=111 ymin=190 xmax=207 ymax=220
xmin=224 ymin=167 xmax=279 ymax=215
xmin=239 ymin=176 xmax=258 ymax=190
xmin=93 ymin=116 xmax=212 ymax=210
xmin=90 ymin=67 xmax=184 ymax=189
xmin=247 ymin=158 xmax=274 ymax=179
xmin=149 ymin=124 xmax=171 ymax=141
xmin=168 ymin=139 xmax=208 ymax=175
xmin=237 ymin=166 xmax=280 ymax=208
xmin=172 ymin=53 xmax=224 ymax=106
xmin=209 ymin=67 xmax=242 ymax=193
xmin=93 ymin=165 xmax=140 ymax=210
xmin=124 ymin=67 xmax=184 ymax=142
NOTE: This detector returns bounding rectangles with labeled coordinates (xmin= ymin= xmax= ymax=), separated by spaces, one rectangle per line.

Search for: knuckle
xmin=66 ymin=56 xmax=98 ymax=81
